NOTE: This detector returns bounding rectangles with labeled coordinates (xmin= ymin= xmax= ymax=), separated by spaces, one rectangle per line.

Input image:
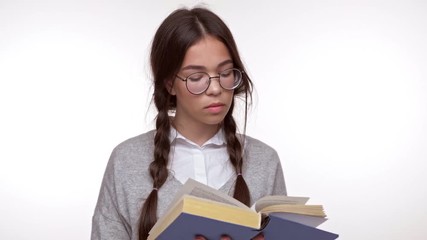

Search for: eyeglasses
xmin=176 ymin=68 xmax=243 ymax=95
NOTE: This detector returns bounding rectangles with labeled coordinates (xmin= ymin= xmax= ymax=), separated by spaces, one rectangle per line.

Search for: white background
xmin=1 ymin=0 xmax=426 ymax=239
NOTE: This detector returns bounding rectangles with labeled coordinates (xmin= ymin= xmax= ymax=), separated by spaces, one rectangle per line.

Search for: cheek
xmin=173 ymin=81 xmax=189 ymax=96
xmin=174 ymin=85 xmax=198 ymax=105
xmin=175 ymin=86 xmax=192 ymax=99
xmin=226 ymin=92 xmax=235 ymax=103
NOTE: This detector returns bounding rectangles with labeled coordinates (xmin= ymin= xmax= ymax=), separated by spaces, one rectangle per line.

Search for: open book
xmin=148 ymin=178 xmax=338 ymax=240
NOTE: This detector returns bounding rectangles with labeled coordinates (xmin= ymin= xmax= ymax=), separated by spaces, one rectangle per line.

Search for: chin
xmin=203 ymin=116 xmax=226 ymax=126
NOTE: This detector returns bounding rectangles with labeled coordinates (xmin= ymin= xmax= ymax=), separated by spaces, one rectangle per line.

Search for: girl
xmin=91 ymin=6 xmax=286 ymax=240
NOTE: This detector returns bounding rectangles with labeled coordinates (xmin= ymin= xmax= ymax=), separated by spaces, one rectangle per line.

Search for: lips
xmin=205 ymin=103 xmax=225 ymax=108
xmin=205 ymin=103 xmax=226 ymax=114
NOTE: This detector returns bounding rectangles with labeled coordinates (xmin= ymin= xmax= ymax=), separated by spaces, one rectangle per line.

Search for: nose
xmin=205 ymin=76 xmax=221 ymax=95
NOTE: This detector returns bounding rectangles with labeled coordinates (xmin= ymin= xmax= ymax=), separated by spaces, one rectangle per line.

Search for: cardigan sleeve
xmin=272 ymin=158 xmax=287 ymax=196
xmin=91 ymin=149 xmax=132 ymax=240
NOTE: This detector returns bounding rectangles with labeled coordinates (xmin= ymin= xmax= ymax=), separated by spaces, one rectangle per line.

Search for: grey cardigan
xmin=91 ymin=130 xmax=286 ymax=240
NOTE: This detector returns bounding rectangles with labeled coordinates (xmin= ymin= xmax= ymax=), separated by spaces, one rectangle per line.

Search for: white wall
xmin=1 ymin=0 xmax=426 ymax=239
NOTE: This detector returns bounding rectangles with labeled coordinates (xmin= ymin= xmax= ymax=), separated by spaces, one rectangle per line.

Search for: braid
xmin=223 ymin=105 xmax=251 ymax=206
xmin=138 ymin=109 xmax=171 ymax=239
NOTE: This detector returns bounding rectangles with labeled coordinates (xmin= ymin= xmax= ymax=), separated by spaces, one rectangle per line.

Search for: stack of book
xmin=148 ymin=178 xmax=339 ymax=240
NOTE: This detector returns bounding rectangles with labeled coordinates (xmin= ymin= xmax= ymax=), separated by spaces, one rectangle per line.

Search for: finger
xmin=194 ymin=235 xmax=206 ymax=240
xmin=220 ymin=235 xmax=232 ymax=240
xmin=251 ymin=232 xmax=264 ymax=240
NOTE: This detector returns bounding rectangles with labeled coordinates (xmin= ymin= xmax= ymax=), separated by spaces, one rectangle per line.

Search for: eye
xmin=220 ymin=69 xmax=234 ymax=78
xmin=187 ymin=73 xmax=206 ymax=82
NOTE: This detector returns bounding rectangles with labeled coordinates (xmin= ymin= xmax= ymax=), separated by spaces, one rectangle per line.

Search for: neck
xmin=172 ymin=119 xmax=221 ymax=146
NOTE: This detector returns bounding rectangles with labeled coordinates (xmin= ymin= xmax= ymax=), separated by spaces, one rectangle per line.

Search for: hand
xmin=252 ymin=232 xmax=264 ymax=240
xmin=194 ymin=235 xmax=231 ymax=240
xmin=194 ymin=232 xmax=264 ymax=240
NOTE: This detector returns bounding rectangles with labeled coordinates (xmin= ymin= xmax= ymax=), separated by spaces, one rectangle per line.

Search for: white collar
xmin=169 ymin=126 xmax=226 ymax=147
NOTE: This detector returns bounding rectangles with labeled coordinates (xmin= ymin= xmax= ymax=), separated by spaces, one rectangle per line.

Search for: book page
xmin=154 ymin=178 xmax=251 ymax=236
xmin=260 ymin=204 xmax=326 ymax=217
xmin=167 ymin=178 xmax=249 ymax=210
xmin=254 ymin=195 xmax=309 ymax=212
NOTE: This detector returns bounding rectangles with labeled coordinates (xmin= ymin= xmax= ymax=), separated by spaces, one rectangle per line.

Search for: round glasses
xmin=176 ymin=68 xmax=243 ymax=95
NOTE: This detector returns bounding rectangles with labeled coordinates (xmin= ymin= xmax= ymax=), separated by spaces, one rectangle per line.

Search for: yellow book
xmin=148 ymin=179 xmax=337 ymax=240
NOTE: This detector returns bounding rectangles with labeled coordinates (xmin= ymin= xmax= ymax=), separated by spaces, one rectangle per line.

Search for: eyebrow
xmin=180 ymin=59 xmax=234 ymax=71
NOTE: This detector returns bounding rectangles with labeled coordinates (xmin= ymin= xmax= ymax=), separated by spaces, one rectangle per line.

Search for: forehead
xmin=180 ymin=35 xmax=232 ymax=69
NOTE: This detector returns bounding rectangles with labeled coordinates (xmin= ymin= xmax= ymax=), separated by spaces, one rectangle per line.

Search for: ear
xmin=166 ymin=79 xmax=176 ymax=95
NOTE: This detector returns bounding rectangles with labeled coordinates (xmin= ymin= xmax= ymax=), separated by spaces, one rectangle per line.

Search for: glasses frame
xmin=175 ymin=68 xmax=244 ymax=95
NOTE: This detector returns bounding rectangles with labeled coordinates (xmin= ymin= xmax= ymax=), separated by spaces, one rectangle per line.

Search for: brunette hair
xmin=139 ymin=7 xmax=253 ymax=239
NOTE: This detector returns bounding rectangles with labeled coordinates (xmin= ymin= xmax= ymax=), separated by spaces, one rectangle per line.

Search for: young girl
xmin=91 ymin=6 xmax=286 ymax=240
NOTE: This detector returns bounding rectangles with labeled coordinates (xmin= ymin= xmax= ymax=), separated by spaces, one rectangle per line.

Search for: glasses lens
xmin=186 ymin=72 xmax=210 ymax=94
xmin=219 ymin=69 xmax=242 ymax=90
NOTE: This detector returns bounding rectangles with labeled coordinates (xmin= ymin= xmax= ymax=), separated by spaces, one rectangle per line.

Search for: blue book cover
xmin=262 ymin=214 xmax=339 ymax=240
xmin=154 ymin=213 xmax=258 ymax=240
xmin=153 ymin=212 xmax=339 ymax=240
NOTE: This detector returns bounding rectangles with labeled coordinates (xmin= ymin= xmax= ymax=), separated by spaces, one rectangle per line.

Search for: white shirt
xmin=168 ymin=127 xmax=234 ymax=190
